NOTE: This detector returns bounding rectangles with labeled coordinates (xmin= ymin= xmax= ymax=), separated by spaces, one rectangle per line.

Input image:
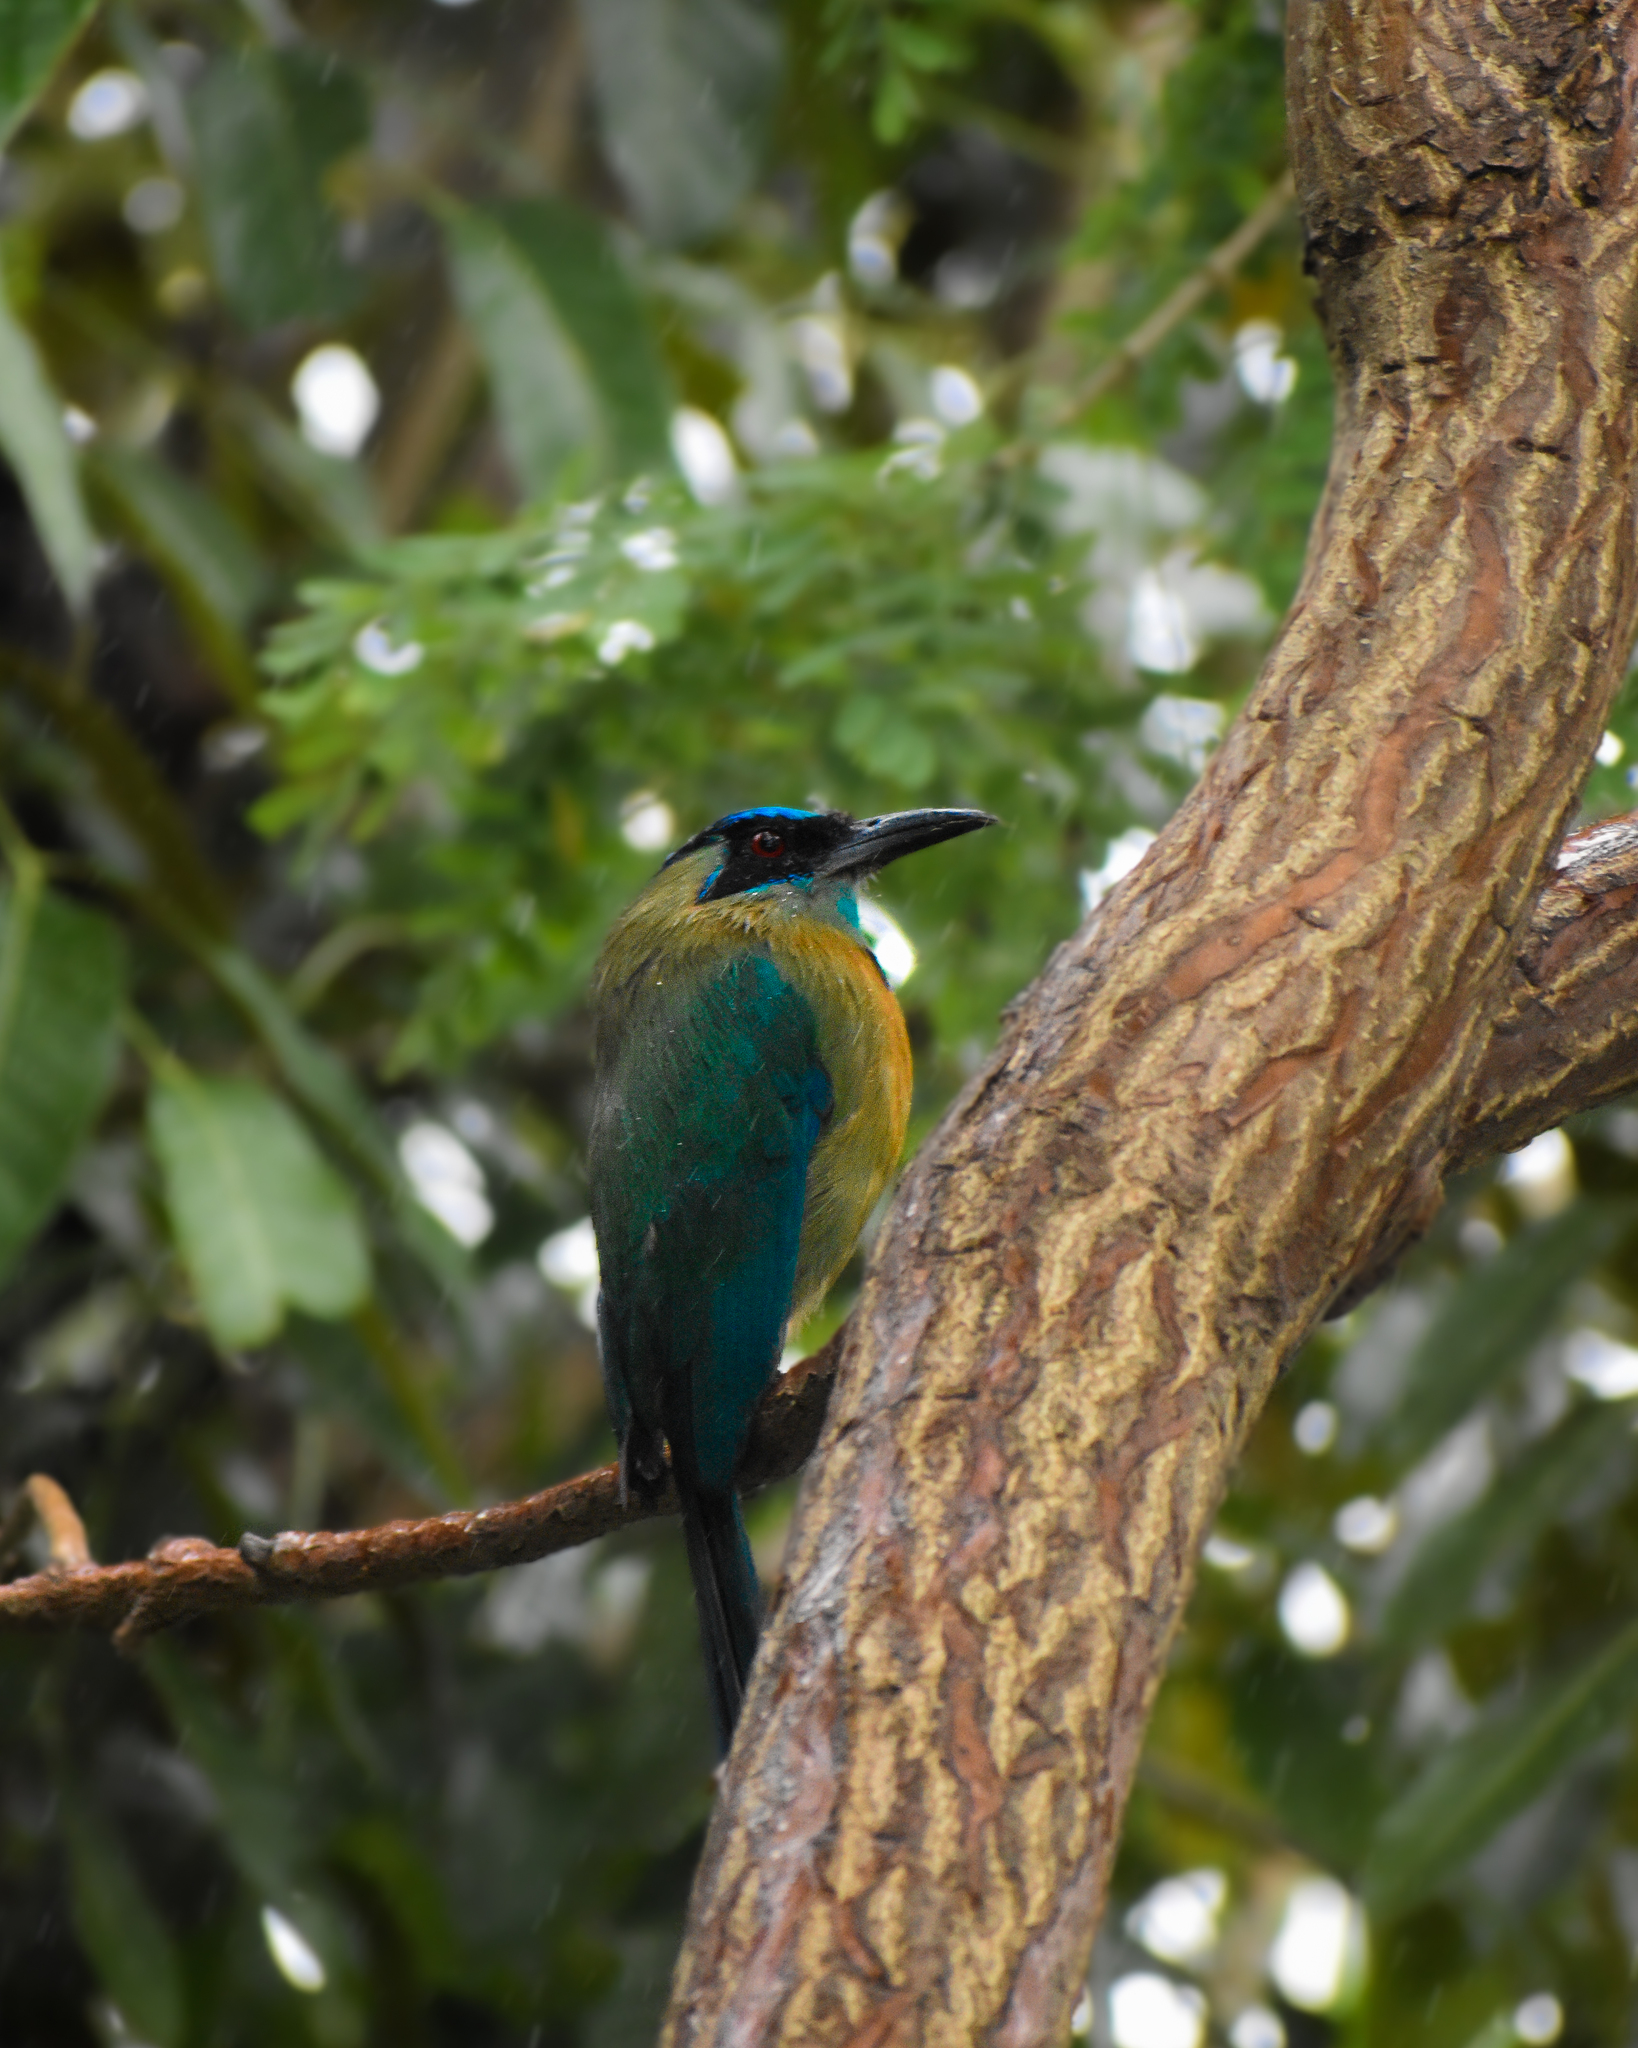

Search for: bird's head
xmin=663 ymin=805 xmax=996 ymax=906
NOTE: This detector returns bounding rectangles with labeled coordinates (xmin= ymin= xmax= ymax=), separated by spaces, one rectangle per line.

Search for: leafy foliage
xmin=0 ymin=275 xmax=96 ymax=608
xmin=146 ymin=1069 xmax=371 ymax=1349
xmin=189 ymin=47 xmax=367 ymax=332
xmin=0 ymin=863 xmax=123 ymax=1285
xmin=261 ymin=454 xmax=1111 ymax=1068
xmin=0 ymin=0 xmax=97 ymax=147
xmin=2 ymin=3 xmax=1638 ymax=2046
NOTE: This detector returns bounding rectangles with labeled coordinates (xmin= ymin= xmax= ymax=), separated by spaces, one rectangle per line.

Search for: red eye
xmin=750 ymin=830 xmax=784 ymax=858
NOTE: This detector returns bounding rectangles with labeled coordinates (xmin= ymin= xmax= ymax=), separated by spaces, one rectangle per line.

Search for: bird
xmin=587 ymin=803 xmax=995 ymax=1753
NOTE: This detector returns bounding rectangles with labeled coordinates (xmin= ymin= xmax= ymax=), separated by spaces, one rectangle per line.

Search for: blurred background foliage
xmin=4 ymin=2 xmax=1638 ymax=2045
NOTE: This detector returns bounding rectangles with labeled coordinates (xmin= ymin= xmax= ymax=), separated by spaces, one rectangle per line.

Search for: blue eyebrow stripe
xmin=714 ymin=807 xmax=819 ymax=827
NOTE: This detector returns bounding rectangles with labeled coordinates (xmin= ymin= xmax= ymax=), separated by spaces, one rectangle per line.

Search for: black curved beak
xmin=820 ymin=808 xmax=998 ymax=879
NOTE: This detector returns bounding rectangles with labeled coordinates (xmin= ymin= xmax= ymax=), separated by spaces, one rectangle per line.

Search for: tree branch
xmin=0 ymin=1334 xmax=839 ymax=1647
xmin=1330 ymin=811 xmax=1638 ymax=1311
xmin=997 ymin=171 xmax=1298 ymax=443
xmin=661 ymin=6 xmax=1638 ymax=2039
xmin=1052 ymin=171 xmax=1297 ymax=427
xmin=8 ymin=804 xmax=1638 ymax=1639
xmin=1451 ymin=812 xmax=1638 ymax=1172
xmin=0 ymin=1474 xmax=91 ymax=1574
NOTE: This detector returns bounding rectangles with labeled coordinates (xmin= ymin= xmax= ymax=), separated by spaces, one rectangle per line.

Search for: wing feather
xmin=590 ymin=952 xmax=832 ymax=1492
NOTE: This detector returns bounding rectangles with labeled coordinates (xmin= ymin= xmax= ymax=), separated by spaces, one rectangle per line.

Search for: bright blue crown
xmin=712 ymin=807 xmax=820 ymax=828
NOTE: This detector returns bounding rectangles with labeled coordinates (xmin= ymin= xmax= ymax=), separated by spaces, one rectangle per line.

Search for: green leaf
xmin=88 ymin=442 xmax=267 ymax=701
xmin=1454 ymin=2021 xmax=1517 ymax=2048
xmin=0 ymin=274 xmax=96 ymax=609
xmin=189 ymin=46 xmax=365 ymax=330
xmin=1390 ymin=1201 xmax=1635 ymax=1461
xmin=1380 ymin=1398 xmax=1633 ymax=1648
xmin=62 ymin=1788 xmax=186 ymax=2048
xmin=486 ymin=199 xmax=672 ymax=476
xmin=285 ymin=1315 xmax=462 ymax=1509
xmin=444 ymin=206 xmax=597 ymax=499
xmin=224 ymin=387 xmax=382 ymax=555
xmin=881 ymin=18 xmax=968 ymax=69
xmin=0 ymin=0 xmax=98 ymax=147
xmin=0 ymin=873 xmax=123 ymax=1285
xmin=577 ymin=0 xmax=784 ymax=247
xmin=872 ymin=64 xmax=920 ymax=146
xmin=1229 ymin=1642 xmax=1381 ymax=1866
xmin=202 ymin=944 xmax=468 ymax=1299
xmin=445 ymin=199 xmax=676 ymax=500
xmin=835 ymin=694 xmax=937 ymax=788
xmin=332 ymin=1815 xmax=466 ymax=1990
xmin=142 ymin=1644 xmax=306 ymax=1904
xmin=1364 ymin=1617 xmax=1638 ymax=1914
xmin=148 ymin=1069 xmax=371 ymax=1349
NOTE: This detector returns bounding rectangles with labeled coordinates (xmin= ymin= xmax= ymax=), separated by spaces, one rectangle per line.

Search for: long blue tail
xmin=678 ymin=1484 xmax=762 ymax=1757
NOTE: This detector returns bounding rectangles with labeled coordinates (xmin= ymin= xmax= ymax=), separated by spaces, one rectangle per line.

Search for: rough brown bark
xmin=1452 ymin=810 xmax=1638 ymax=1168
xmin=661 ymin=7 xmax=1638 ymax=2043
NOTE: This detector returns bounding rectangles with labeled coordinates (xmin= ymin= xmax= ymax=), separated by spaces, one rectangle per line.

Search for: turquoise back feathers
xmin=585 ymin=804 xmax=993 ymax=1749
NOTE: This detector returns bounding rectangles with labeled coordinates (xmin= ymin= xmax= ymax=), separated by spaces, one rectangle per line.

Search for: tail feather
xmin=679 ymin=1486 xmax=762 ymax=1757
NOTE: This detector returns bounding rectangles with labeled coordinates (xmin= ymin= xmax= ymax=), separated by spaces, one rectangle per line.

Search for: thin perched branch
xmin=9 ymin=801 xmax=1638 ymax=1644
xmin=991 ymin=170 xmax=1296 ymax=442
xmin=0 ymin=1475 xmax=92 ymax=1574
xmin=0 ymin=1334 xmax=839 ymax=1648
xmin=1048 ymin=170 xmax=1296 ymax=428
xmin=371 ymin=315 xmax=479 ymax=536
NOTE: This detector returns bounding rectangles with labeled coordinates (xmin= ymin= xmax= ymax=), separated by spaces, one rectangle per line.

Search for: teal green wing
xmin=588 ymin=951 xmax=833 ymax=1492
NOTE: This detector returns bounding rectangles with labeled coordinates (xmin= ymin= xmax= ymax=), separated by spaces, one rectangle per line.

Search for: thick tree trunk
xmin=662 ymin=6 xmax=1638 ymax=2043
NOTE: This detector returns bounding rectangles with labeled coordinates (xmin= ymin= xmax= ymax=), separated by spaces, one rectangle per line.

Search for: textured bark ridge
xmin=1452 ymin=811 xmax=1638 ymax=1169
xmin=662 ymin=7 xmax=1638 ymax=2042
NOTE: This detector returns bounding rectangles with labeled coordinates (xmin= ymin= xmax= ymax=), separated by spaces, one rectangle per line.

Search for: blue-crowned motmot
xmin=588 ymin=804 xmax=994 ymax=1752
